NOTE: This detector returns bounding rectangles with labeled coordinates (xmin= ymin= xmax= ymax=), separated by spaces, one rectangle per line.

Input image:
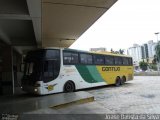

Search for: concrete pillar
xmin=13 ymin=50 xmax=23 ymax=94
xmin=1 ymin=45 xmax=14 ymax=95
xmin=0 ymin=46 xmax=2 ymax=95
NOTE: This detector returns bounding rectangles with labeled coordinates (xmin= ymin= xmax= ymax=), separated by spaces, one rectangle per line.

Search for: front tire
xmin=63 ymin=81 xmax=75 ymax=92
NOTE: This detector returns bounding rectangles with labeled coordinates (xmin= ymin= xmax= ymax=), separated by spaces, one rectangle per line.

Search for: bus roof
xmin=64 ymin=48 xmax=131 ymax=58
xmin=33 ymin=48 xmax=131 ymax=58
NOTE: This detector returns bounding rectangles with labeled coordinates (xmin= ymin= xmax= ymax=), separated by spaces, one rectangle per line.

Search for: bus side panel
xmin=61 ymin=65 xmax=94 ymax=90
xmin=96 ymin=66 xmax=134 ymax=84
xmin=75 ymin=65 xmax=107 ymax=88
xmin=42 ymin=65 xmax=133 ymax=94
xmin=42 ymin=65 xmax=95 ymax=94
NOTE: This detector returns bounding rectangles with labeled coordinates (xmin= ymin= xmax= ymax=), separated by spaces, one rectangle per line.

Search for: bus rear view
xmin=21 ymin=49 xmax=60 ymax=95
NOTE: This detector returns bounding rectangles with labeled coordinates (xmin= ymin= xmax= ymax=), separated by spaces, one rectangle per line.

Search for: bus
xmin=21 ymin=48 xmax=133 ymax=95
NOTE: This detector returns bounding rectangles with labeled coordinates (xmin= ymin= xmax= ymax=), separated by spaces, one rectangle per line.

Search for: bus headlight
xmin=34 ymin=88 xmax=38 ymax=92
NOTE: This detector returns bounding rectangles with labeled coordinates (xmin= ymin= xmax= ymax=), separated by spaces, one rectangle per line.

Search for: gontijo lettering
xmin=102 ymin=67 xmax=120 ymax=71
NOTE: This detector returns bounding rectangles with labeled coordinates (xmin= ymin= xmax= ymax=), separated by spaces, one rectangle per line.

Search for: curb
xmin=50 ymin=96 xmax=94 ymax=109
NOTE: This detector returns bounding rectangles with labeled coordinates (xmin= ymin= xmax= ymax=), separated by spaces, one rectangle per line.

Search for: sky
xmin=70 ymin=0 xmax=160 ymax=53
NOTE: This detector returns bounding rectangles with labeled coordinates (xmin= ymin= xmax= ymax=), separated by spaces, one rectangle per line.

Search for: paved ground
xmin=0 ymin=91 xmax=94 ymax=113
xmin=1 ymin=76 xmax=160 ymax=119
xmin=55 ymin=76 xmax=160 ymax=114
xmin=134 ymin=71 xmax=160 ymax=76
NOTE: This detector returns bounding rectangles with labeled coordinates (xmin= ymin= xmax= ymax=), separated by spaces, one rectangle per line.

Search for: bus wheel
xmin=115 ymin=76 xmax=121 ymax=87
xmin=121 ymin=76 xmax=126 ymax=85
xmin=64 ymin=81 xmax=75 ymax=92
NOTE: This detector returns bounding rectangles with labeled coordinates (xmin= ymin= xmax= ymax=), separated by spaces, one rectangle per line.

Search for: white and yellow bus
xmin=21 ymin=48 xmax=133 ymax=95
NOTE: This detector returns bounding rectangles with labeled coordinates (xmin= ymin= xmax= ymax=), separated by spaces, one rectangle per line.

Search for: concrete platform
xmin=0 ymin=91 xmax=94 ymax=114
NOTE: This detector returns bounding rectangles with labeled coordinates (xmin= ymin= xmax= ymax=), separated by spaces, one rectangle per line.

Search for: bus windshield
xmin=22 ymin=49 xmax=60 ymax=83
xmin=24 ymin=61 xmax=43 ymax=76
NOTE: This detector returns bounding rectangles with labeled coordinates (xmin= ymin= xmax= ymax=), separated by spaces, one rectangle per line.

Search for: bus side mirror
xmin=20 ymin=63 xmax=25 ymax=72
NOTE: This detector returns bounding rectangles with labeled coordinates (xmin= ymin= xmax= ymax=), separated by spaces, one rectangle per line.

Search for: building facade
xmin=147 ymin=40 xmax=157 ymax=61
xmin=127 ymin=44 xmax=142 ymax=68
xmin=90 ymin=47 xmax=107 ymax=52
xmin=127 ymin=40 xmax=157 ymax=69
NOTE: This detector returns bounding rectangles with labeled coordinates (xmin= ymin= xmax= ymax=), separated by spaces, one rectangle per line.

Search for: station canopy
xmin=0 ymin=0 xmax=117 ymax=54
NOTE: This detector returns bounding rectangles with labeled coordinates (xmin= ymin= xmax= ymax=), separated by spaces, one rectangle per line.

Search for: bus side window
xmin=71 ymin=53 xmax=79 ymax=64
xmin=63 ymin=51 xmax=79 ymax=64
xmin=128 ymin=58 xmax=133 ymax=65
xmin=122 ymin=58 xmax=129 ymax=65
xmin=93 ymin=55 xmax=104 ymax=65
xmin=105 ymin=56 xmax=115 ymax=65
xmin=115 ymin=57 xmax=123 ymax=65
xmin=80 ymin=53 xmax=93 ymax=64
xmin=63 ymin=52 xmax=72 ymax=64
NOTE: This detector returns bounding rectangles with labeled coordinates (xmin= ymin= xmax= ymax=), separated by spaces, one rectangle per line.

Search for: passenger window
xmin=105 ymin=56 xmax=115 ymax=65
xmin=115 ymin=57 xmax=123 ymax=65
xmin=128 ymin=58 xmax=133 ymax=65
xmin=72 ymin=53 xmax=79 ymax=64
xmin=93 ymin=55 xmax=104 ymax=65
xmin=122 ymin=58 xmax=129 ymax=65
xmin=63 ymin=51 xmax=79 ymax=64
xmin=80 ymin=53 xmax=93 ymax=64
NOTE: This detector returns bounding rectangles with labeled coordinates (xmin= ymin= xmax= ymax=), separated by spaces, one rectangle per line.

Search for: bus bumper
xmin=22 ymin=86 xmax=43 ymax=95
